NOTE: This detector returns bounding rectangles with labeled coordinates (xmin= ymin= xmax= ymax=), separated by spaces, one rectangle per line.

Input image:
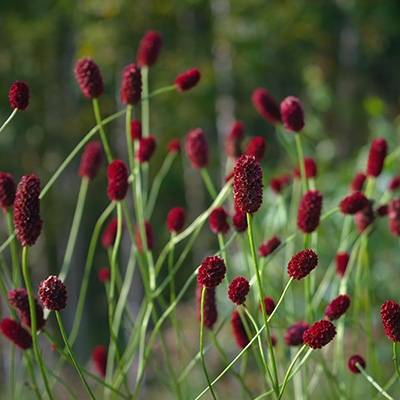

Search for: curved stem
xmin=356 ymin=363 xmax=394 ymax=400
xmin=0 ymin=108 xmax=18 ymax=135
xmin=144 ymin=84 xmax=177 ymax=100
xmin=393 ymin=342 xmax=400 ymax=384
xmin=200 ymin=168 xmax=217 ymax=199
xmin=92 ymin=98 xmax=113 ymax=163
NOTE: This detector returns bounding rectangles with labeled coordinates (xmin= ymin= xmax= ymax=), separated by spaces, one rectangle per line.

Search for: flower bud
xmin=293 ymin=158 xmax=317 ymax=179
xmin=366 ymin=137 xmax=387 ymax=178
xmin=167 ymin=139 xmax=181 ymax=154
xmin=92 ymin=345 xmax=107 ymax=377
xmin=284 ymin=322 xmax=309 ymax=346
xmin=348 ymin=355 xmax=366 ymax=373
xmin=258 ymin=237 xmax=281 ymax=257
xmin=303 ymin=320 xmax=336 ymax=349
xmin=0 ymin=172 xmax=16 ymax=208
xmin=287 ymin=249 xmax=318 ymax=280
xmin=175 ymin=68 xmax=201 ymax=91
xmin=280 ymin=96 xmax=305 ymax=132
xmin=38 ymin=276 xmax=68 ymax=312
xmin=224 ymin=121 xmax=244 ymax=159
xmin=231 ymin=309 xmax=250 ymax=349
xmin=251 ymin=88 xmax=281 ymax=124
xmin=245 ymin=137 xmax=266 ymax=163
xmin=135 ymin=221 xmax=154 ymax=252
xmin=78 ymin=142 xmax=103 ymax=181
xmin=197 ymin=256 xmax=226 ymax=289
xmin=228 ymin=277 xmax=250 ymax=305
xmin=297 ymin=190 xmax=323 ymax=233
xmin=166 ymin=207 xmax=186 ymax=233
xmin=120 ymin=63 xmax=142 ymax=105
xmin=74 ymin=57 xmax=104 ymax=98
xmin=350 ymin=172 xmax=366 ymax=192
xmin=208 ymin=207 xmax=229 ymax=234
xmin=196 ymin=283 xmax=217 ymax=329
xmin=185 ymin=128 xmax=209 ymax=169
xmin=9 ymin=81 xmax=30 ymax=111
xmin=324 ymin=295 xmax=350 ymax=321
xmin=0 ymin=318 xmax=32 ymax=350
xmin=335 ymin=251 xmax=349 ymax=278
xmin=137 ymin=31 xmax=163 ymax=67
xmin=130 ymin=119 xmax=142 ymax=141
xmin=137 ymin=136 xmax=156 ymax=163
xmin=339 ymin=192 xmax=368 ymax=215
xmin=107 ymin=160 xmax=128 ymax=201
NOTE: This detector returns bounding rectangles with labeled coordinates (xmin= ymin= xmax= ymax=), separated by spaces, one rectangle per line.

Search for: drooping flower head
xmin=208 ymin=207 xmax=229 ymax=234
xmin=245 ymin=137 xmax=266 ymax=163
xmin=284 ymin=322 xmax=310 ymax=346
xmin=297 ymin=190 xmax=323 ymax=233
xmin=224 ymin=121 xmax=244 ymax=159
xmin=9 ymin=81 xmax=30 ymax=111
xmin=185 ymin=128 xmax=209 ymax=169
xmin=74 ymin=57 xmax=104 ymax=98
xmin=0 ymin=172 xmax=16 ymax=209
xmin=130 ymin=119 xmax=142 ymax=141
xmin=78 ymin=142 xmax=103 ymax=181
xmin=258 ymin=236 xmax=281 ymax=257
xmin=293 ymin=158 xmax=317 ymax=179
xmin=107 ymin=160 xmax=128 ymax=201
xmin=196 ymin=282 xmax=217 ymax=329
xmin=166 ymin=207 xmax=186 ymax=233
xmin=0 ymin=318 xmax=32 ymax=350
xmin=228 ymin=277 xmax=250 ymax=305
xmin=92 ymin=345 xmax=107 ymax=377
xmin=13 ymin=175 xmax=43 ymax=247
xmin=251 ymin=88 xmax=281 ymax=124
xmin=135 ymin=221 xmax=154 ymax=252
xmin=280 ymin=96 xmax=305 ymax=132
xmin=120 ymin=63 xmax=142 ymax=105
xmin=137 ymin=31 xmax=163 ymax=67
xmin=324 ymin=295 xmax=350 ymax=321
xmin=339 ymin=192 xmax=368 ymax=215
xmin=380 ymin=301 xmax=400 ymax=342
xmin=303 ymin=320 xmax=336 ymax=349
xmin=137 ymin=137 xmax=156 ymax=163
xmin=38 ymin=276 xmax=68 ymax=312
xmin=259 ymin=297 xmax=275 ymax=316
xmin=366 ymin=137 xmax=387 ymax=178
xmin=233 ymin=155 xmax=263 ymax=214
xmin=287 ymin=249 xmax=318 ymax=280
xmin=348 ymin=355 xmax=366 ymax=374
xmin=335 ymin=251 xmax=349 ymax=278
xmin=231 ymin=309 xmax=250 ymax=349
xmin=197 ymin=256 xmax=226 ymax=289
xmin=175 ymin=68 xmax=201 ymax=92
xmin=167 ymin=139 xmax=181 ymax=154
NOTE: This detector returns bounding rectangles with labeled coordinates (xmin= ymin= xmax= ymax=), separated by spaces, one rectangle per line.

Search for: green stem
xmin=25 ymin=351 xmax=42 ymax=400
xmin=0 ymin=108 xmax=18 ymax=135
xmin=55 ymin=312 xmax=95 ymax=399
xmin=357 ymin=363 xmax=394 ymax=400
xmin=275 ymin=123 xmax=297 ymax=163
xmin=6 ymin=209 xmax=20 ymax=287
xmin=385 ymin=145 xmax=400 ymax=167
xmin=200 ymin=167 xmax=217 ymax=199
xmin=365 ymin=176 xmax=375 ymax=198
xmin=125 ymin=105 xmax=135 ymax=174
xmin=144 ymin=84 xmax=177 ymax=100
xmin=393 ymin=342 xmax=400 ymax=384
xmin=21 ymin=246 xmax=54 ymax=400
xmin=295 ymin=133 xmax=308 ymax=194
xmin=92 ymin=98 xmax=113 ymax=163
xmin=10 ymin=345 xmax=15 ymax=400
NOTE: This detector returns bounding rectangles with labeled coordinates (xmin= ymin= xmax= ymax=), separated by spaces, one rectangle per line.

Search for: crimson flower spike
xmin=74 ymin=57 xmax=104 ymax=99
xmin=137 ymin=31 xmax=163 ymax=68
xmin=9 ymin=81 xmax=30 ymax=111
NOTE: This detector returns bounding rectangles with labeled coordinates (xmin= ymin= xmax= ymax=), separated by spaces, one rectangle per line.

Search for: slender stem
xmin=275 ymin=123 xmax=297 ymax=163
xmin=92 ymin=98 xmax=113 ymax=163
xmin=0 ymin=108 xmax=18 ymax=135
xmin=385 ymin=145 xmax=400 ymax=167
xmin=365 ymin=176 xmax=375 ymax=198
xmin=6 ymin=209 xmax=20 ymax=287
xmin=393 ymin=342 xmax=400 ymax=384
xmin=55 ymin=312 xmax=95 ymax=399
xmin=295 ymin=133 xmax=308 ymax=194
xmin=125 ymin=105 xmax=135 ymax=173
xmin=200 ymin=167 xmax=217 ymax=199
xmin=356 ymin=363 xmax=395 ymax=400
xmin=144 ymin=84 xmax=177 ymax=100
xmin=21 ymin=246 xmax=54 ymax=400
xmin=10 ymin=344 xmax=15 ymax=400
xmin=25 ymin=351 xmax=42 ymax=400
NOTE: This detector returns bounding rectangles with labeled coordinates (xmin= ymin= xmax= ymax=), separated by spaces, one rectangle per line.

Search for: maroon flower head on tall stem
xmin=196 ymin=283 xmax=217 ymax=329
xmin=350 ymin=172 xmax=367 ymax=192
xmin=335 ymin=251 xmax=349 ymax=278
xmin=166 ymin=207 xmax=186 ymax=233
xmin=284 ymin=321 xmax=310 ymax=346
xmin=0 ymin=318 xmax=32 ymax=350
xmin=297 ymin=190 xmax=323 ymax=233
xmin=228 ymin=277 xmax=250 ymax=305
xmin=280 ymin=96 xmax=305 ymax=132
xmin=9 ymin=81 xmax=30 ymax=111
xmin=107 ymin=160 xmax=128 ymax=201
xmin=120 ymin=63 xmax=142 ymax=105
xmin=13 ymin=175 xmax=43 ymax=247
xmin=232 ymin=210 xmax=247 ymax=233
xmin=208 ymin=207 xmax=229 ymax=234
xmin=366 ymin=137 xmax=387 ymax=178
xmin=258 ymin=236 xmax=281 ymax=257
xmin=74 ymin=57 xmax=104 ymax=98
xmin=303 ymin=320 xmax=336 ymax=349
xmin=130 ymin=119 xmax=142 ymax=141
xmin=0 ymin=172 xmax=16 ymax=209
xmin=92 ymin=345 xmax=107 ymax=377
xmin=324 ymin=295 xmax=350 ymax=321
xmin=175 ymin=68 xmax=201 ymax=92
xmin=197 ymin=256 xmax=226 ymax=289
xmin=225 ymin=121 xmax=244 ymax=159
xmin=167 ymin=139 xmax=181 ymax=154
xmin=270 ymin=175 xmax=290 ymax=194
xmin=135 ymin=221 xmax=154 ymax=252
xmin=251 ymin=88 xmax=281 ymax=124
xmin=78 ymin=141 xmax=103 ymax=181
xmin=287 ymin=249 xmax=318 ymax=280
xmin=355 ymin=201 xmax=375 ymax=234
xmin=231 ymin=309 xmax=250 ymax=349
xmin=293 ymin=158 xmax=317 ymax=179
xmin=339 ymin=192 xmax=369 ymax=215
xmin=185 ymin=128 xmax=209 ymax=169
xmin=38 ymin=276 xmax=68 ymax=312
xmin=380 ymin=300 xmax=400 ymax=342
xmin=101 ymin=219 xmax=119 ymax=249
xmin=348 ymin=355 xmax=366 ymax=373
xmin=233 ymin=155 xmax=264 ymax=214
xmin=245 ymin=137 xmax=266 ymax=163
xmin=137 ymin=136 xmax=156 ymax=163
xmin=137 ymin=31 xmax=163 ymax=67
xmin=260 ymin=297 xmax=275 ymax=316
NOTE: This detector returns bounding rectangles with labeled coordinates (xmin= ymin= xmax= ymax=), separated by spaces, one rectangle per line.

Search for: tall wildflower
xmin=137 ymin=31 xmax=163 ymax=67
xmin=74 ymin=57 xmax=104 ymax=98
xmin=185 ymin=128 xmax=209 ymax=169
xmin=251 ymin=88 xmax=281 ymax=124
xmin=120 ymin=63 xmax=142 ymax=105
xmin=78 ymin=142 xmax=103 ymax=181
xmin=0 ymin=172 xmax=16 ymax=209
xmin=9 ymin=81 xmax=30 ymax=111
xmin=297 ymin=190 xmax=323 ymax=233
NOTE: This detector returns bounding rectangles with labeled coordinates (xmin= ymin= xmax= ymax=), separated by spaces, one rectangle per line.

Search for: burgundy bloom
xmin=120 ymin=63 xmax=142 ymax=105
xmin=13 ymin=175 xmax=43 ymax=247
xmin=130 ymin=119 xmax=142 ymax=141
xmin=339 ymin=192 xmax=369 ymax=215
xmin=225 ymin=121 xmax=244 ymax=159
xmin=335 ymin=252 xmax=349 ymax=278
xmin=258 ymin=237 xmax=281 ymax=257
xmin=377 ymin=205 xmax=388 ymax=217
xmin=135 ymin=221 xmax=154 ymax=252
xmin=389 ymin=176 xmax=400 ymax=191
xmin=287 ymin=249 xmax=318 ymax=280
xmin=137 ymin=136 xmax=156 ymax=163
xmin=197 ymin=256 xmax=226 ymax=289
xmin=303 ymin=320 xmax=336 ymax=349
xmin=389 ymin=199 xmax=400 ymax=236
xmin=350 ymin=172 xmax=367 ymax=192
xmin=78 ymin=141 xmax=103 ymax=181
xmin=175 ymin=68 xmax=201 ymax=92
xmin=324 ymin=295 xmax=350 ymax=321
xmin=293 ymin=158 xmax=317 ymax=179
xmin=185 ymin=128 xmax=209 ymax=169
xmin=266 ymin=335 xmax=277 ymax=348
xmin=245 ymin=137 xmax=266 ymax=163
xmin=38 ymin=276 xmax=68 ymax=312
xmin=137 ymin=31 xmax=163 ymax=67
xmin=74 ymin=57 xmax=104 ymax=98
xmin=381 ymin=300 xmax=400 ymax=342
xmin=9 ymin=81 xmax=30 ymax=111
xmin=166 ymin=207 xmax=186 ymax=233
xmin=348 ymin=355 xmax=366 ymax=374
xmin=228 ymin=277 xmax=250 ymax=305
xmin=0 ymin=319 xmax=32 ymax=350
xmin=251 ymin=88 xmax=281 ymax=124
xmin=355 ymin=201 xmax=375 ymax=234
xmin=231 ymin=309 xmax=250 ymax=349
xmin=107 ymin=160 xmax=129 ymax=201
xmin=284 ymin=322 xmax=310 ymax=346
xmin=167 ymin=139 xmax=181 ymax=154
xmin=92 ymin=345 xmax=107 ymax=377
xmin=270 ymin=175 xmax=290 ymax=194
xmin=280 ymin=96 xmax=305 ymax=132
xmin=98 ymin=268 xmax=111 ymax=283
xmin=297 ymin=190 xmax=323 ymax=233
xmin=0 ymin=172 xmax=16 ymax=208
xmin=233 ymin=155 xmax=264 ymax=214
xmin=232 ymin=210 xmax=247 ymax=233
xmin=208 ymin=207 xmax=229 ymax=234
xmin=260 ymin=297 xmax=275 ymax=316
xmin=196 ymin=283 xmax=217 ymax=329
xmin=101 ymin=219 xmax=119 ymax=249
xmin=366 ymin=137 xmax=387 ymax=178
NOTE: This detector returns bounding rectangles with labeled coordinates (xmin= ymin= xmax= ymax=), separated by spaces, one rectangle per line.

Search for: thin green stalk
xmin=0 ymin=231 xmax=16 ymax=255
xmin=6 ymin=209 xmax=20 ymax=287
xmin=356 ymin=363 xmax=395 ymax=400
xmin=275 ymin=123 xmax=297 ymax=163
xmin=55 ymin=312 xmax=95 ymax=399
xmin=200 ymin=167 xmax=217 ymax=199
xmin=144 ymin=84 xmax=177 ymax=100
xmin=21 ymin=247 xmax=53 ymax=400
xmin=295 ymin=133 xmax=308 ymax=194
xmin=125 ymin=105 xmax=135 ymax=173
xmin=141 ymin=66 xmax=150 ymax=202
xmin=25 ymin=351 xmax=42 ymax=400
xmin=10 ymin=345 xmax=15 ymax=400
xmin=0 ymin=108 xmax=18 ymax=135
xmin=92 ymin=98 xmax=113 ymax=163
xmin=385 ymin=145 xmax=400 ymax=167
xmin=365 ymin=176 xmax=375 ymax=198
xmin=58 ymin=177 xmax=89 ymax=282
xmin=393 ymin=342 xmax=400 ymax=384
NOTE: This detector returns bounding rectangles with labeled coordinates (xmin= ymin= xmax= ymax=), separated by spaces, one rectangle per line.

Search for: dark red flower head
xmin=245 ymin=137 xmax=266 ymax=163
xmin=196 ymin=283 xmax=218 ymax=329
xmin=339 ymin=192 xmax=368 ymax=215
xmin=9 ymin=81 xmax=30 ymax=111
xmin=175 ymin=68 xmax=201 ymax=92
xmin=167 ymin=207 xmax=186 ymax=233
xmin=79 ymin=141 xmax=103 ymax=181
xmin=167 ymin=139 xmax=181 ymax=154
xmin=232 ymin=210 xmax=247 ymax=233
xmin=297 ymin=190 xmax=323 ymax=233
xmin=350 ymin=172 xmax=366 ymax=192
xmin=98 ymin=268 xmax=111 ymax=283
xmin=303 ymin=320 xmax=336 ymax=349
xmin=0 ymin=318 xmax=32 ymax=350
xmin=377 ymin=204 xmax=388 ymax=217
xmin=185 ymin=128 xmax=209 ymax=169
xmin=0 ymin=172 xmax=16 ymax=208
xmin=287 ymin=249 xmax=318 ymax=280
xmin=225 ymin=121 xmax=244 ymax=159
xmin=388 ymin=198 xmax=400 ymax=236
xmin=228 ymin=277 xmax=250 ymax=305
xmin=280 ymin=96 xmax=305 ymax=132
xmin=366 ymin=137 xmax=387 ymax=178
xmin=293 ymin=158 xmax=317 ymax=179
xmin=92 ymin=345 xmax=107 ymax=377
xmin=389 ymin=176 xmax=400 ymax=191
xmin=258 ymin=236 xmax=281 ymax=257
xmin=74 ymin=57 xmax=104 ymax=98
xmin=355 ymin=201 xmax=375 ymax=234
xmin=335 ymin=251 xmax=349 ymax=278
xmin=251 ymin=88 xmax=281 ymax=124
xmin=284 ymin=321 xmax=310 ymax=346
xmin=137 ymin=31 xmax=163 ymax=67
xmin=381 ymin=300 xmax=400 ymax=342
xmin=233 ymin=155 xmax=264 ymax=214
xmin=270 ymin=175 xmax=290 ymax=194
xmin=137 ymin=136 xmax=156 ymax=163
xmin=260 ymin=297 xmax=275 ymax=316
xmin=130 ymin=119 xmax=142 ymax=141
xmin=107 ymin=160 xmax=128 ymax=201
xmin=348 ymin=355 xmax=366 ymax=374
xmin=208 ymin=207 xmax=229 ymax=234
xmin=197 ymin=256 xmax=226 ymax=289
xmin=135 ymin=221 xmax=154 ymax=252
xmin=324 ymin=295 xmax=350 ymax=321
xmin=101 ymin=219 xmax=119 ymax=249
xmin=231 ymin=309 xmax=250 ymax=349
xmin=38 ymin=276 xmax=68 ymax=312
xmin=120 ymin=63 xmax=142 ymax=105
xmin=13 ymin=175 xmax=43 ymax=247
